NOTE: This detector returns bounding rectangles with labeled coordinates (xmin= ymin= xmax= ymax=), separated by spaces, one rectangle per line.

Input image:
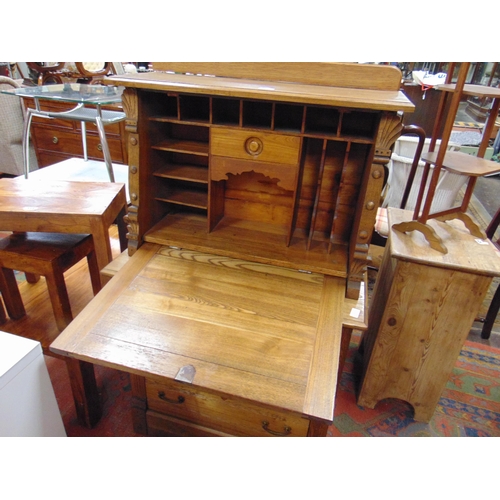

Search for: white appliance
xmin=0 ymin=331 xmax=66 ymax=436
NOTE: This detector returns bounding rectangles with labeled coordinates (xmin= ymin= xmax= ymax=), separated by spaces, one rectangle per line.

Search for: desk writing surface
xmin=50 ymin=244 xmax=345 ymax=422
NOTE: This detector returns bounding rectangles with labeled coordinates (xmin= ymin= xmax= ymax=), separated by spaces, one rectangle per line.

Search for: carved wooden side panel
xmin=346 ymin=112 xmax=403 ymax=299
xmin=121 ymin=88 xmax=140 ymax=255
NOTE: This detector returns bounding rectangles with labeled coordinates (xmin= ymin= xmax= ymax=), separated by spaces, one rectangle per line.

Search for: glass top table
xmin=1 ymin=83 xmax=126 ymax=181
xmin=2 ymin=83 xmax=124 ymax=105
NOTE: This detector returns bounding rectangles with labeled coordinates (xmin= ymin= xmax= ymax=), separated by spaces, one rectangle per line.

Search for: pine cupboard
xmin=50 ymin=63 xmax=414 ymax=436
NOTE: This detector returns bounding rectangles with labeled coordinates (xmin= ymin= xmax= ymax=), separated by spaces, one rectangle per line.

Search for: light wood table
xmin=358 ymin=208 xmax=500 ymax=422
xmin=0 ymin=177 xmax=128 ymax=278
xmin=51 ymin=244 xmax=368 ymax=436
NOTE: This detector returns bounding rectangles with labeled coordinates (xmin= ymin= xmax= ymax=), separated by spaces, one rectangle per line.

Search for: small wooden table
xmin=358 ymin=208 xmax=500 ymax=422
xmin=0 ymin=177 xmax=128 ymax=279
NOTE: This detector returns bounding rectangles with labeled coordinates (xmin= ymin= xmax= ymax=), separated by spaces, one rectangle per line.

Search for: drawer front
xmin=211 ymin=128 xmax=301 ymax=165
xmin=75 ymin=120 xmax=122 ymax=136
xmin=33 ymin=127 xmax=124 ymax=163
xmin=146 ymin=378 xmax=309 ymax=437
xmin=32 ymin=115 xmax=75 ymax=131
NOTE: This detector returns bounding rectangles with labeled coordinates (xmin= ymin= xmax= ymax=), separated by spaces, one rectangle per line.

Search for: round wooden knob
xmin=245 ymin=137 xmax=263 ymax=156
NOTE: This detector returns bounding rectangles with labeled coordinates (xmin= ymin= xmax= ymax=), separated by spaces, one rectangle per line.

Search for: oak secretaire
xmin=51 ymin=63 xmax=414 ymax=436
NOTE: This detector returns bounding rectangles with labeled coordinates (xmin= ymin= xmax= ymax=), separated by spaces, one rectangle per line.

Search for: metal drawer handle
xmin=158 ymin=391 xmax=185 ymax=404
xmin=262 ymin=421 xmax=291 ymax=436
xmin=97 ymin=143 xmax=103 ymax=151
xmin=52 ymin=136 xmax=59 ymax=144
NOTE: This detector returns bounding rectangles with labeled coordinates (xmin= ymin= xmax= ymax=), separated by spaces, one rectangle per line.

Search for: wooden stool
xmin=0 ymin=232 xmax=101 ymax=331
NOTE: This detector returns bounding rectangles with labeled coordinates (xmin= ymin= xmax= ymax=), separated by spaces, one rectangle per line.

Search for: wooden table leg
xmin=89 ymin=218 xmax=114 ymax=275
xmin=0 ymin=268 xmax=26 ymax=319
xmin=115 ymin=205 xmax=128 ymax=252
xmin=65 ymin=358 xmax=102 ymax=428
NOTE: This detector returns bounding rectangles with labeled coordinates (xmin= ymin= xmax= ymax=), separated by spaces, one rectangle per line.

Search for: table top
xmin=105 ymin=72 xmax=415 ymax=112
xmin=50 ymin=244 xmax=346 ymax=422
xmin=0 ymin=177 xmax=126 ymax=217
xmin=389 ymin=208 xmax=500 ymax=276
xmin=0 ymin=83 xmax=124 ymax=105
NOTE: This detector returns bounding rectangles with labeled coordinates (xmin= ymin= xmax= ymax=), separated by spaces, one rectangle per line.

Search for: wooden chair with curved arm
xmin=479 ymin=205 xmax=500 ymax=339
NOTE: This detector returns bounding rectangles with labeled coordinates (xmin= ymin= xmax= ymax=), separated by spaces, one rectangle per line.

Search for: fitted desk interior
xmin=50 ymin=63 xmax=414 ymax=436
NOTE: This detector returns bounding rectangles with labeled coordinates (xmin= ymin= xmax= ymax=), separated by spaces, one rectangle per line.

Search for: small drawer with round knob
xmin=210 ymin=128 xmax=300 ymax=165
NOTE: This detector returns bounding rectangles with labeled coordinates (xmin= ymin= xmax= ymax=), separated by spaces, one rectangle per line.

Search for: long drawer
xmin=32 ymin=127 xmax=125 ymax=163
xmin=146 ymin=378 xmax=310 ymax=437
xmin=211 ymin=128 xmax=301 ymax=165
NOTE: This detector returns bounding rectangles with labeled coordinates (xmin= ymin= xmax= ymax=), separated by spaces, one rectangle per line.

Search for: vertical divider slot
xmin=307 ymin=139 xmax=328 ymax=250
xmin=328 ymin=141 xmax=351 ymax=253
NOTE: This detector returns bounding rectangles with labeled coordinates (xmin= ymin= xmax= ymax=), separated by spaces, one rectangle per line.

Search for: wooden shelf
xmin=422 ymin=151 xmax=500 ymax=177
xmin=154 ymin=164 xmax=208 ymax=183
xmin=156 ymin=188 xmax=208 ymax=209
xmin=437 ymin=83 xmax=500 ymax=99
xmin=152 ymin=139 xmax=209 ymax=156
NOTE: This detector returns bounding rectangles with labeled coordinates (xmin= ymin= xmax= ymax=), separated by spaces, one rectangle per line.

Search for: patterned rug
xmin=329 ymin=332 xmax=500 ymax=437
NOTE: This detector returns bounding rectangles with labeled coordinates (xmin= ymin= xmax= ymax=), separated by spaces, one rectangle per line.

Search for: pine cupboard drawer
xmin=146 ymin=379 xmax=309 ymax=437
xmin=32 ymin=127 xmax=124 ymax=163
xmin=210 ymin=128 xmax=301 ymax=165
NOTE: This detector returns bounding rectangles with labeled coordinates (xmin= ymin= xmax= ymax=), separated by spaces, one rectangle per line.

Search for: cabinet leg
xmin=337 ymin=327 xmax=353 ymax=392
xmin=307 ymin=419 xmax=329 ymax=437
